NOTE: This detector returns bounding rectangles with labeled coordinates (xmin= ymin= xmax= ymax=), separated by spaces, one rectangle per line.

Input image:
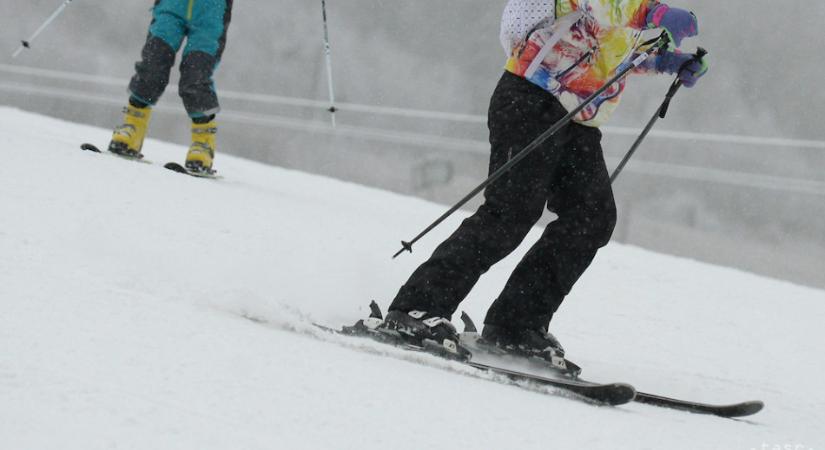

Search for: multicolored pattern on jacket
xmin=506 ymin=0 xmax=655 ymax=127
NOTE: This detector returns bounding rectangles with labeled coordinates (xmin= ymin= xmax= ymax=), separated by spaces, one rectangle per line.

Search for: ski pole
xmin=12 ymin=0 xmax=74 ymax=59
xmin=320 ymin=0 xmax=337 ymax=128
xmin=609 ymin=47 xmax=707 ymax=183
xmin=393 ymin=32 xmax=671 ymax=259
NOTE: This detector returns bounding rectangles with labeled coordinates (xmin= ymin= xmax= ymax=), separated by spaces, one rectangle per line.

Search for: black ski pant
xmin=390 ymin=71 xmax=616 ymax=330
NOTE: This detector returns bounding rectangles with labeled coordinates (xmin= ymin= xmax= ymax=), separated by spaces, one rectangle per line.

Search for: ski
xmin=81 ymin=144 xmax=220 ymax=179
xmin=164 ymin=162 xmax=221 ymax=179
xmin=80 ymin=143 xmax=152 ymax=164
xmin=316 ymin=323 xmax=636 ymax=405
xmin=256 ymin=301 xmax=763 ymax=416
xmin=314 ymin=302 xmax=636 ymax=406
xmin=459 ymin=312 xmax=765 ymax=418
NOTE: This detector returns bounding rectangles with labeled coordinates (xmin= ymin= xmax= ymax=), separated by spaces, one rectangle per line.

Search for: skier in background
xmin=108 ymin=0 xmax=233 ymax=174
xmin=379 ymin=0 xmax=708 ymax=360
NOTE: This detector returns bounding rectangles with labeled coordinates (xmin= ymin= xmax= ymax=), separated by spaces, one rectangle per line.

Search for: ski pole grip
xmin=660 ymin=48 xmax=707 ymax=119
xmin=676 ymin=47 xmax=708 ymax=76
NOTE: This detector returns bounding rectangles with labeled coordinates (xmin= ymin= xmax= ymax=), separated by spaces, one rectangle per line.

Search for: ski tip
xmin=80 ymin=143 xmax=101 ymax=153
xmin=599 ymin=382 xmax=637 ymax=406
xmin=163 ymin=162 xmax=187 ymax=173
xmin=721 ymin=400 xmax=764 ymax=418
xmin=551 ymin=381 xmax=636 ymax=406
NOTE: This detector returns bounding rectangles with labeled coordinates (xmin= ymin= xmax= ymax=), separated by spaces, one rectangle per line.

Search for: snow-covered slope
xmin=1 ymin=106 xmax=823 ymax=450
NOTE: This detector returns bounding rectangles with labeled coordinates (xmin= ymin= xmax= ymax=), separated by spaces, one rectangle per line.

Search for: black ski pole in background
xmin=393 ymin=32 xmax=671 ymax=259
xmin=320 ymin=0 xmax=338 ymax=128
xmin=610 ymin=47 xmax=707 ymax=183
xmin=12 ymin=0 xmax=74 ymax=58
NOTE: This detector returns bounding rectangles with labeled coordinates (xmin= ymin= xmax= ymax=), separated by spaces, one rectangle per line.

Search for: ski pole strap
xmin=640 ymin=31 xmax=670 ymax=49
xmin=615 ymin=30 xmax=670 ymax=75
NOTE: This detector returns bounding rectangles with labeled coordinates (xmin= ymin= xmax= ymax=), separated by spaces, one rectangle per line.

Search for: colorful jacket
xmin=504 ymin=0 xmax=657 ymax=127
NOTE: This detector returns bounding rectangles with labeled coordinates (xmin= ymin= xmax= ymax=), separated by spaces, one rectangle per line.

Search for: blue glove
xmin=647 ymin=4 xmax=698 ymax=48
xmin=655 ymin=51 xmax=709 ymax=88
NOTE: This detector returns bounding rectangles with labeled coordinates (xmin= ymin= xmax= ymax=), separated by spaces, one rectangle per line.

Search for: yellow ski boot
xmin=109 ymin=103 xmax=152 ymax=158
xmin=185 ymin=120 xmax=217 ymax=174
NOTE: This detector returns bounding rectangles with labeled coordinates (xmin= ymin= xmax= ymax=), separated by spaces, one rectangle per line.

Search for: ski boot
xmin=481 ymin=324 xmax=577 ymax=370
xmin=378 ymin=309 xmax=471 ymax=361
xmin=456 ymin=313 xmax=581 ymax=377
xmin=481 ymin=324 xmax=565 ymax=357
xmin=109 ymin=103 xmax=152 ymax=158
xmin=185 ymin=120 xmax=217 ymax=174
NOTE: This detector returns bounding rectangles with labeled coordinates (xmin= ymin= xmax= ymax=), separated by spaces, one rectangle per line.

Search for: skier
xmin=107 ymin=0 xmax=233 ymax=173
xmin=378 ymin=0 xmax=708 ymax=360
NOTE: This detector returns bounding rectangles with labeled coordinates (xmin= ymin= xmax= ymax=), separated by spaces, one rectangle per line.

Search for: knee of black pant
xmin=477 ymin=196 xmax=545 ymax=242
xmin=128 ymin=36 xmax=176 ymax=106
xmin=592 ymin=195 xmax=617 ymax=247
xmin=179 ymin=51 xmax=220 ymax=117
xmin=555 ymin=190 xmax=617 ymax=248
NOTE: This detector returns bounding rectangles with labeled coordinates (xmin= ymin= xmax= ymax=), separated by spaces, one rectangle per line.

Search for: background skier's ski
xmin=80 ymin=142 xmax=152 ymax=164
xmin=164 ymin=162 xmax=221 ymax=179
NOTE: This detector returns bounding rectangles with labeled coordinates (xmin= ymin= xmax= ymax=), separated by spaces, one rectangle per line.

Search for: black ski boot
xmin=378 ymin=310 xmax=471 ymax=361
xmin=481 ymin=324 xmax=566 ymax=360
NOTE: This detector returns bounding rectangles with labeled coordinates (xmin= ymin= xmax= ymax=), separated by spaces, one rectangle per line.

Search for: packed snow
xmin=1 ymin=107 xmax=823 ymax=450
